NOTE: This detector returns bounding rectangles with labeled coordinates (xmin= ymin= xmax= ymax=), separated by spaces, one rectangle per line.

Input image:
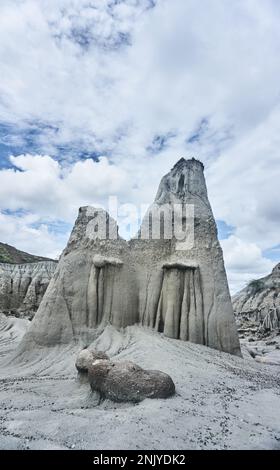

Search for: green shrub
xmin=0 ymin=247 xmax=13 ymax=263
xmin=247 ymin=279 xmax=265 ymax=295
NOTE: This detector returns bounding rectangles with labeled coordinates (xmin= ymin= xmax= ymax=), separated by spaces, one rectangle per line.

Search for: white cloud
xmin=221 ymin=236 xmax=274 ymax=293
xmin=1 ymin=0 xmax=280 ymax=159
xmin=0 ymin=154 xmax=128 ymax=219
xmin=0 ymin=211 xmax=66 ymax=259
xmin=207 ymin=105 xmax=280 ymax=252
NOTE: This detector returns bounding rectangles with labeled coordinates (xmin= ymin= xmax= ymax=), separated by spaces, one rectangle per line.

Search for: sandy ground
xmin=0 ymin=312 xmax=279 ymax=450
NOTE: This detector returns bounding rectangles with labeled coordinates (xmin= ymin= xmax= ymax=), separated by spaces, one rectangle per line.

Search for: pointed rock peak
xmin=272 ymin=262 xmax=280 ymax=275
xmin=171 ymin=157 xmax=204 ymax=172
xmin=67 ymin=205 xmax=120 ymax=249
xmin=154 ymin=156 xmax=208 ymax=205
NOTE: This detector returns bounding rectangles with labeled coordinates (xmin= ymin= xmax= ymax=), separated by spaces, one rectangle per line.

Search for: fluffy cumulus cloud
xmin=0 ymin=155 xmax=127 ymax=222
xmin=221 ymin=236 xmax=274 ymax=293
xmin=0 ymin=154 xmax=128 ymax=218
xmin=0 ymin=210 xmax=66 ymax=260
xmin=0 ymin=0 xmax=279 ymax=292
xmin=0 ymin=154 xmax=130 ymax=256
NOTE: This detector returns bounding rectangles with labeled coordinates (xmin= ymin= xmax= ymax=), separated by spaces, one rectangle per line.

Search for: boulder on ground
xmin=75 ymin=349 xmax=109 ymax=373
xmin=88 ymin=360 xmax=175 ymax=402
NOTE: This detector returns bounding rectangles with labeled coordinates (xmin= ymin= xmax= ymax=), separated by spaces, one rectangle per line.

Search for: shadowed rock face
xmin=88 ymin=360 xmax=175 ymax=402
xmin=233 ymin=263 xmax=280 ymax=330
xmin=19 ymin=158 xmax=241 ymax=356
xmin=0 ymin=262 xmax=57 ymax=318
xmin=233 ymin=263 xmax=280 ymax=337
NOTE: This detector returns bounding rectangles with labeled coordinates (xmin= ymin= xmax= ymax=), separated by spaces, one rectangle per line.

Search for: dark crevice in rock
xmin=154 ymin=266 xmax=204 ymax=343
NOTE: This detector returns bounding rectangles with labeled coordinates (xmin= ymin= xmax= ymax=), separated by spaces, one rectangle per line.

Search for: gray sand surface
xmin=0 ymin=313 xmax=279 ymax=450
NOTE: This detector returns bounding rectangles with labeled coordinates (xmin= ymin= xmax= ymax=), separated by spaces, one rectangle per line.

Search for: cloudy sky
xmin=0 ymin=0 xmax=279 ymax=293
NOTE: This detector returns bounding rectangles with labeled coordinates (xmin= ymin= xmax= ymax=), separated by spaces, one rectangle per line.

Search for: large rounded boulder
xmin=75 ymin=349 xmax=109 ymax=373
xmin=88 ymin=360 xmax=175 ymax=402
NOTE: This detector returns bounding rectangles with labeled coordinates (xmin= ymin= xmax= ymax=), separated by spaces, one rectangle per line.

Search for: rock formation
xmin=233 ymin=262 xmax=280 ymax=333
xmin=132 ymin=158 xmax=240 ymax=355
xmin=75 ymin=349 xmax=109 ymax=373
xmin=19 ymin=158 xmax=241 ymax=356
xmin=233 ymin=263 xmax=280 ymax=366
xmin=88 ymin=360 xmax=175 ymax=402
xmin=0 ymin=261 xmax=57 ymax=319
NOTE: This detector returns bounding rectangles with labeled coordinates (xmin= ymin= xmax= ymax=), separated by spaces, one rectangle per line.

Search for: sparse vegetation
xmin=0 ymin=245 xmax=13 ymax=263
xmin=247 ymin=279 xmax=265 ymax=295
xmin=0 ymin=242 xmax=54 ymax=264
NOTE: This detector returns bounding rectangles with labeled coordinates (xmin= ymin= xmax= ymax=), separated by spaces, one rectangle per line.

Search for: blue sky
xmin=0 ymin=0 xmax=280 ymax=292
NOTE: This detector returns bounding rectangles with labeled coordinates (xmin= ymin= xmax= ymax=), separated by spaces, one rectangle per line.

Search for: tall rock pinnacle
xmin=18 ymin=158 xmax=241 ymax=356
xmin=155 ymin=157 xmax=207 ymax=204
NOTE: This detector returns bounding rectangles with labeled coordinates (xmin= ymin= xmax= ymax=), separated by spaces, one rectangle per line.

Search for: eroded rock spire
xmin=18 ymin=158 xmax=241 ymax=356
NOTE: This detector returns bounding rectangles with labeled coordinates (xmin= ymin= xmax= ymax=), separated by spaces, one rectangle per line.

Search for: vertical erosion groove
xmin=179 ymin=270 xmax=190 ymax=340
xmin=152 ymin=270 xmax=164 ymax=329
xmin=86 ymin=261 xmax=204 ymax=343
xmin=154 ymin=266 xmax=204 ymax=342
xmin=188 ymin=270 xmax=196 ymax=343
xmin=163 ymin=270 xmax=177 ymax=338
xmin=155 ymin=273 xmax=165 ymax=332
xmin=87 ymin=264 xmax=98 ymax=328
xmin=105 ymin=265 xmax=115 ymax=325
xmin=194 ymin=268 xmax=205 ymax=345
xmin=97 ymin=267 xmax=104 ymax=325
xmin=87 ymin=263 xmax=118 ymax=328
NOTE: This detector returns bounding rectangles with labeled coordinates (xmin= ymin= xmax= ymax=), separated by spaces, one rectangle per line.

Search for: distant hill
xmin=0 ymin=242 xmax=55 ymax=264
xmin=232 ymin=262 xmax=280 ymax=332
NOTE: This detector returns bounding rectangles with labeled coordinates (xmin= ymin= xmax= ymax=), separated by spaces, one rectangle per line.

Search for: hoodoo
xmin=0 ymin=261 xmax=57 ymax=318
xmin=19 ymin=158 xmax=241 ymax=356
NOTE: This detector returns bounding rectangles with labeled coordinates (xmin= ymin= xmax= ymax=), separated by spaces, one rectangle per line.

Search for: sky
xmin=0 ymin=0 xmax=280 ymax=293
